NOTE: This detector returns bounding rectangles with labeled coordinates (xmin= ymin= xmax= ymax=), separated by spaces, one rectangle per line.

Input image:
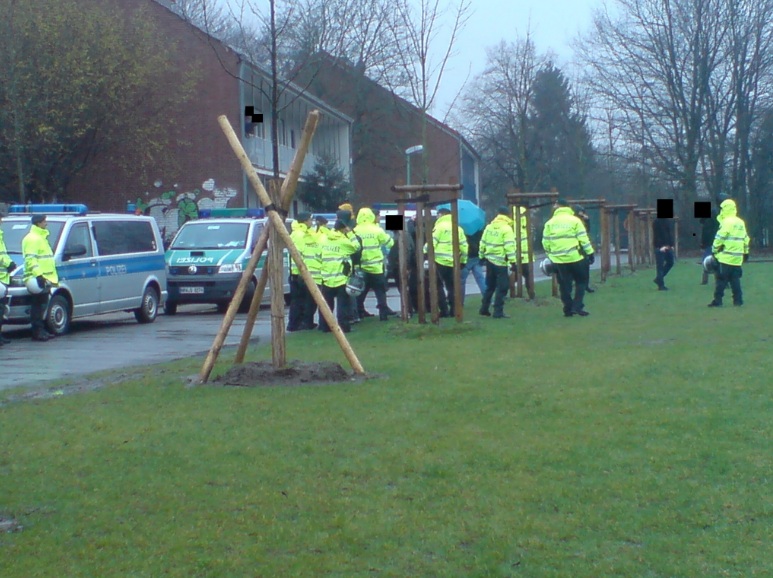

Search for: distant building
xmin=67 ymin=0 xmax=352 ymax=241
xmin=296 ymin=52 xmax=481 ymax=209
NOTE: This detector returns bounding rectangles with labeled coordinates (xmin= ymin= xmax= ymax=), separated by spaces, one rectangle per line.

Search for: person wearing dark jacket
xmin=386 ymin=218 xmax=419 ymax=314
xmin=652 ymin=217 xmax=675 ymax=290
xmin=460 ymin=227 xmax=485 ymax=305
xmin=699 ymin=209 xmax=720 ymax=285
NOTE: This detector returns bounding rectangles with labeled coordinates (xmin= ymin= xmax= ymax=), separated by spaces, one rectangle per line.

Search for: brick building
xmin=67 ymin=0 xmax=351 ymax=241
xmin=296 ymin=53 xmax=481 ymax=208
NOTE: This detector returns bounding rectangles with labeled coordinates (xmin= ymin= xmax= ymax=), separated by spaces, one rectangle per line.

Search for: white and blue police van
xmin=2 ymin=204 xmax=168 ymax=335
xmin=163 ymin=208 xmax=291 ymax=315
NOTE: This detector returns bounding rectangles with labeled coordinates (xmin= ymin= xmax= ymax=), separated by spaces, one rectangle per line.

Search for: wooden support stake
xmin=514 ymin=206 xmax=524 ymax=298
xmin=268 ymin=179 xmax=286 ymax=368
xmin=214 ymin=114 xmax=365 ymax=376
xmin=415 ymin=202 xmax=427 ymax=324
xmin=627 ymin=210 xmax=636 ymax=272
xmin=235 ymin=257 xmax=269 ymax=364
xmin=451 ymin=199 xmax=463 ymax=323
xmin=674 ymin=217 xmax=680 ymax=258
xmin=613 ymin=210 xmax=622 ymax=275
xmin=398 ymin=208 xmax=409 ymax=322
xmin=600 ymin=201 xmax=610 ymax=282
xmin=425 ymin=205 xmax=440 ymax=324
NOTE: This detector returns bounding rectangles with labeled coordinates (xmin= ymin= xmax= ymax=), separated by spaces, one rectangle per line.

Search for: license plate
xmin=179 ymin=286 xmax=204 ymax=294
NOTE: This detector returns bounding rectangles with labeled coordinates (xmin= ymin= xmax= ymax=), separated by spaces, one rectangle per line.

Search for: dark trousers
xmin=319 ymin=284 xmax=351 ymax=332
xmin=395 ymin=267 xmax=419 ymax=313
xmin=512 ymin=262 xmax=535 ymax=298
xmin=356 ymin=271 xmax=389 ymax=317
xmin=287 ymin=274 xmax=316 ymax=329
xmin=480 ymin=264 xmax=510 ymax=315
xmin=436 ymin=264 xmax=456 ymax=316
xmin=554 ymin=260 xmax=588 ymax=315
xmin=714 ymin=263 xmax=743 ymax=305
xmin=29 ymin=291 xmax=50 ymax=336
xmin=654 ymin=249 xmax=674 ymax=288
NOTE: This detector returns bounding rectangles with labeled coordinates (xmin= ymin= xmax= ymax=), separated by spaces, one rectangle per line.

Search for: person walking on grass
xmin=426 ymin=207 xmax=468 ymax=317
xmin=479 ymin=207 xmax=517 ymax=319
xmin=460 ymin=226 xmax=486 ymax=305
xmin=708 ymin=199 xmax=750 ymax=307
xmin=652 ymin=214 xmax=675 ymax=291
xmin=542 ymin=199 xmax=595 ymax=317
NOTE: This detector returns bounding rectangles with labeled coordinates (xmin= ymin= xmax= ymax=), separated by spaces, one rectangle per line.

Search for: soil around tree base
xmin=211 ymin=360 xmax=365 ymax=387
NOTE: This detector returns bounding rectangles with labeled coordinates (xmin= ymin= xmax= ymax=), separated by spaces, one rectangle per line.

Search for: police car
xmin=164 ymin=208 xmax=291 ymax=314
xmin=2 ymin=204 xmax=168 ymax=335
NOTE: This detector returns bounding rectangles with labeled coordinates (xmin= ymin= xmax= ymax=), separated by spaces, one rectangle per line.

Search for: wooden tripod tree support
xmin=197 ymin=112 xmax=365 ymax=384
xmin=604 ymin=204 xmax=638 ymax=275
xmin=234 ymin=112 xmax=320 ymax=364
xmin=632 ymin=209 xmax=657 ymax=267
xmin=506 ymin=190 xmax=560 ymax=298
xmin=391 ymin=183 xmax=464 ymax=324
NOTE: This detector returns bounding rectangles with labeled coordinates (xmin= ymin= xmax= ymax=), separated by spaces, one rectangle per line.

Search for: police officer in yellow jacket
xmin=318 ymin=219 xmax=361 ymax=333
xmin=479 ymin=208 xmax=517 ymax=318
xmin=542 ymin=199 xmax=594 ymax=317
xmin=353 ymin=207 xmax=394 ymax=321
xmin=287 ymin=212 xmax=322 ymax=331
xmin=0 ymin=210 xmax=18 ymax=345
xmin=22 ymin=214 xmax=59 ymax=341
xmin=708 ymin=199 xmax=750 ymax=307
xmin=427 ymin=207 xmax=468 ymax=317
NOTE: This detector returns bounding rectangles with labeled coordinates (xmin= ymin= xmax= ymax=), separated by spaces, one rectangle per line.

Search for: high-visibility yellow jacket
xmin=713 ymin=200 xmax=750 ymax=266
xmin=426 ymin=214 xmax=468 ymax=267
xmin=354 ymin=208 xmax=393 ymax=274
xmin=319 ymin=229 xmax=360 ymax=288
xmin=290 ymin=221 xmax=322 ymax=282
xmin=480 ymin=215 xmax=516 ymax=267
xmin=22 ymin=225 xmax=59 ymax=284
xmin=512 ymin=207 xmax=531 ymax=263
xmin=0 ymin=229 xmax=13 ymax=285
xmin=542 ymin=207 xmax=594 ymax=264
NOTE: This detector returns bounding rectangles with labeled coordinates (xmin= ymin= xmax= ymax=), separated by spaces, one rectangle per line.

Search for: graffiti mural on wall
xmin=133 ymin=179 xmax=238 ymax=244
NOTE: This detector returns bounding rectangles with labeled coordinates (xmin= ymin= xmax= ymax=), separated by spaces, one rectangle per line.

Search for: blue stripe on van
xmin=59 ymin=255 xmax=165 ymax=280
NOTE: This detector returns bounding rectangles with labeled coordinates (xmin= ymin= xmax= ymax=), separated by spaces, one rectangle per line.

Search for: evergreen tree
xmin=298 ymin=153 xmax=352 ymax=211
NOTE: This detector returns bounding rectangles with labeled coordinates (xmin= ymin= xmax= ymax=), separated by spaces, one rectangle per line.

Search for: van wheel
xmin=238 ymin=279 xmax=258 ymax=313
xmin=134 ymin=286 xmax=159 ymax=323
xmin=216 ymin=302 xmax=229 ymax=314
xmin=164 ymin=301 xmax=178 ymax=315
xmin=46 ymin=294 xmax=72 ymax=335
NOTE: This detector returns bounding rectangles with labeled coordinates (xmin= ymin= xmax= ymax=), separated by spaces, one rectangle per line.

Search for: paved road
xmin=2 ymin=255 xmax=622 ymax=390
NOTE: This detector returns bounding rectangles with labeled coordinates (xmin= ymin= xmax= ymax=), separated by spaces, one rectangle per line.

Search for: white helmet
xmin=26 ymin=277 xmax=46 ymax=294
xmin=703 ymin=254 xmax=719 ymax=273
xmin=345 ymin=270 xmax=366 ymax=297
xmin=0 ymin=283 xmax=6 ymax=299
xmin=540 ymin=258 xmax=556 ymax=277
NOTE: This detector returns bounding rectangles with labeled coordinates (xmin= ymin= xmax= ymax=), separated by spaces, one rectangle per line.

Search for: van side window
xmin=93 ymin=221 xmax=157 ymax=256
xmin=63 ymin=223 xmax=93 ymax=258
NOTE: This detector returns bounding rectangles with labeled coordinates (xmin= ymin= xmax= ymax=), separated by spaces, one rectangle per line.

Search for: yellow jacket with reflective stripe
xmin=319 ymin=229 xmax=360 ymax=288
xmin=542 ymin=207 xmax=594 ymax=264
xmin=427 ymin=214 xmax=468 ymax=267
xmin=713 ymin=200 xmax=749 ymax=266
xmin=512 ymin=207 xmax=531 ymax=263
xmin=290 ymin=221 xmax=322 ymax=282
xmin=479 ymin=215 xmax=516 ymax=267
xmin=353 ymin=208 xmax=393 ymax=274
xmin=22 ymin=225 xmax=59 ymax=284
xmin=0 ymin=229 xmax=12 ymax=285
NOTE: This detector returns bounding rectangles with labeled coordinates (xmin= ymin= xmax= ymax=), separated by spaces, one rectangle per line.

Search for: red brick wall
xmin=67 ymin=0 xmax=244 ymax=213
xmin=299 ymin=58 xmax=462 ymax=210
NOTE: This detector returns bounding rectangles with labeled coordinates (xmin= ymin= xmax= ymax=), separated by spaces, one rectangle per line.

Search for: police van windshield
xmin=0 ymin=220 xmax=65 ymax=253
xmin=170 ymin=222 xmax=250 ymax=250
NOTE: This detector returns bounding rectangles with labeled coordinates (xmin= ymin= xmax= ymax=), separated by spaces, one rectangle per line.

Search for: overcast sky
xmin=434 ymin=0 xmax=602 ymax=119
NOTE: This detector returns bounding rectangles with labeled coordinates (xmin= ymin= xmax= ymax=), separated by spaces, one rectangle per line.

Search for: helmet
xmin=703 ymin=254 xmax=719 ymax=273
xmin=0 ymin=283 xmax=6 ymax=299
xmin=540 ymin=258 xmax=556 ymax=276
xmin=345 ymin=269 xmax=366 ymax=297
xmin=25 ymin=277 xmax=46 ymax=294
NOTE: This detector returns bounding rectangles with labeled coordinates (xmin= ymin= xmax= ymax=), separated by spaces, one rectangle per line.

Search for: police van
xmin=163 ymin=208 xmax=291 ymax=314
xmin=2 ymin=204 xmax=168 ymax=335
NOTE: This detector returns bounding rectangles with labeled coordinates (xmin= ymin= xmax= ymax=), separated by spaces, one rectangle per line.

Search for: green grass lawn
xmin=1 ymin=261 xmax=772 ymax=577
